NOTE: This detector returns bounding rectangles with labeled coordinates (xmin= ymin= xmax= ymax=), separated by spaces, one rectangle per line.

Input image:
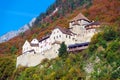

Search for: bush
xmin=0 ymin=57 xmax=15 ymax=80
xmin=103 ymin=26 xmax=118 ymax=41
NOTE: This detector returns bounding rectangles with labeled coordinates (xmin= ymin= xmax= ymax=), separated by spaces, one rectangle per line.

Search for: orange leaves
xmin=0 ymin=0 xmax=120 ymax=56
xmin=88 ymin=0 xmax=120 ymax=23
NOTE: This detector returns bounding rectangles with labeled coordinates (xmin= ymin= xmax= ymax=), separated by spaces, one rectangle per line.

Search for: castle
xmin=16 ymin=13 xmax=100 ymax=67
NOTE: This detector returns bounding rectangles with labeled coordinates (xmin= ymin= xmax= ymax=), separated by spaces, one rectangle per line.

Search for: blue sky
xmin=0 ymin=0 xmax=55 ymax=36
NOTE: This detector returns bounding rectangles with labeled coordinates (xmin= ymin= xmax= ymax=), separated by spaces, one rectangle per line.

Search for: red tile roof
xmin=55 ymin=26 xmax=76 ymax=35
xmin=23 ymin=49 xmax=35 ymax=54
xmin=70 ymin=13 xmax=90 ymax=22
xmin=39 ymin=35 xmax=50 ymax=42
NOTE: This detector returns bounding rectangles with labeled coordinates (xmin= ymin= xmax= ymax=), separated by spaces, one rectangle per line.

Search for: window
xmin=59 ymin=35 xmax=61 ymax=37
xmin=56 ymin=36 xmax=58 ymax=38
xmin=69 ymin=36 xmax=71 ymax=39
xmin=66 ymin=35 xmax=67 ymax=38
xmin=72 ymin=38 xmax=74 ymax=40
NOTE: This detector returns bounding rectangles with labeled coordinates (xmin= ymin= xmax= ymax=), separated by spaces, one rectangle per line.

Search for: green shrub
xmin=58 ymin=42 xmax=67 ymax=57
xmin=0 ymin=57 xmax=15 ymax=80
xmin=103 ymin=26 xmax=118 ymax=41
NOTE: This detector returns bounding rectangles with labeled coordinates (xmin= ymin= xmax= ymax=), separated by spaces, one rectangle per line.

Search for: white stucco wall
xmin=81 ymin=20 xmax=90 ymax=26
xmin=39 ymin=38 xmax=52 ymax=54
xmin=22 ymin=40 xmax=32 ymax=54
xmin=69 ymin=19 xmax=90 ymax=35
xmin=50 ymin=28 xmax=63 ymax=43
xmin=31 ymin=38 xmax=39 ymax=44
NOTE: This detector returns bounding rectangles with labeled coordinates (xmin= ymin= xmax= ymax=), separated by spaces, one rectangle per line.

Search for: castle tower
xmin=69 ymin=13 xmax=91 ymax=34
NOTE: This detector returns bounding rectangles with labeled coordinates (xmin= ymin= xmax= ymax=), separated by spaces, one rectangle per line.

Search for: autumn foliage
xmin=0 ymin=0 xmax=120 ymax=56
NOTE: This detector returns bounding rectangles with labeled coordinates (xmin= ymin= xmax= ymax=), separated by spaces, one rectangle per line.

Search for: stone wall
xmin=16 ymin=43 xmax=60 ymax=67
xmin=16 ymin=53 xmax=45 ymax=67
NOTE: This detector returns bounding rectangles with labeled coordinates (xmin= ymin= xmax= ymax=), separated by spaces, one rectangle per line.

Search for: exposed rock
xmin=0 ymin=18 xmax=36 ymax=43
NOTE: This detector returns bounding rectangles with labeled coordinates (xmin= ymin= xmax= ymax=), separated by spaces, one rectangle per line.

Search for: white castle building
xmin=16 ymin=13 xmax=100 ymax=67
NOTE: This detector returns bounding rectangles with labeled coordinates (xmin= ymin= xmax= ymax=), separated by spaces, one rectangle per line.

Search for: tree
xmin=103 ymin=26 xmax=118 ymax=41
xmin=10 ymin=46 xmax=17 ymax=54
xmin=58 ymin=42 xmax=67 ymax=57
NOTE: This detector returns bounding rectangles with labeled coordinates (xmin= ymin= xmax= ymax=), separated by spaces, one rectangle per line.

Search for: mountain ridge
xmin=0 ymin=18 xmax=36 ymax=43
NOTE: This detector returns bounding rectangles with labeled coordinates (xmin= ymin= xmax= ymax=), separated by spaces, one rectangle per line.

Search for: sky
xmin=0 ymin=0 xmax=55 ymax=36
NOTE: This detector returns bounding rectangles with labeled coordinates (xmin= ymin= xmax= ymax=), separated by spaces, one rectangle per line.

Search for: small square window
xmin=59 ymin=35 xmax=61 ymax=37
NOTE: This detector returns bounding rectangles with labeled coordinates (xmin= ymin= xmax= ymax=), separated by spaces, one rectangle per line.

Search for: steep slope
xmin=82 ymin=0 xmax=120 ymax=24
xmin=1 ymin=25 xmax=120 ymax=80
xmin=0 ymin=0 xmax=92 ymax=55
xmin=0 ymin=0 xmax=120 ymax=80
xmin=0 ymin=0 xmax=120 ymax=56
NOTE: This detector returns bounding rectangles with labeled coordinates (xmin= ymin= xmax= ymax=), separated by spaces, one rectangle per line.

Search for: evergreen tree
xmin=10 ymin=46 xmax=17 ymax=54
xmin=58 ymin=42 xmax=67 ymax=57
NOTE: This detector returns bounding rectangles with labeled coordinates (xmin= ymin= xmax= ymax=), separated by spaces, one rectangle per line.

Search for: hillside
xmin=0 ymin=0 xmax=120 ymax=80
xmin=0 ymin=0 xmax=120 ymax=55
xmin=0 ymin=0 xmax=92 ymax=55
xmin=1 ymin=25 xmax=120 ymax=80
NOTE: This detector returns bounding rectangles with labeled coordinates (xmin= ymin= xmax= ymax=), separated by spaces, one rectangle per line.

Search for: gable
xmin=70 ymin=13 xmax=90 ymax=22
xmin=31 ymin=38 xmax=39 ymax=44
xmin=23 ymin=40 xmax=30 ymax=48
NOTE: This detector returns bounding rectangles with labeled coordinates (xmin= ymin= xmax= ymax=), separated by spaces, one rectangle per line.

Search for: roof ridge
xmin=70 ymin=13 xmax=90 ymax=22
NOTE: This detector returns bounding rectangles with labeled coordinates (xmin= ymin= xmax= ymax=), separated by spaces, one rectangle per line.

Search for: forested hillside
xmin=0 ymin=0 xmax=92 ymax=55
xmin=1 ymin=25 xmax=120 ymax=80
xmin=0 ymin=0 xmax=120 ymax=80
xmin=0 ymin=0 xmax=120 ymax=55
